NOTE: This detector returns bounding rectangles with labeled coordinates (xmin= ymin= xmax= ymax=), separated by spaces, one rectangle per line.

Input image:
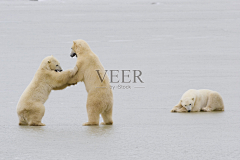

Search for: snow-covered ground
xmin=0 ymin=0 xmax=240 ymax=159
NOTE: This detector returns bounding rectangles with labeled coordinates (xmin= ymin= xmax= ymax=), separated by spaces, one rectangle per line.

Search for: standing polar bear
xmin=68 ymin=39 xmax=113 ymax=126
xmin=17 ymin=56 xmax=78 ymax=126
xmin=171 ymin=89 xmax=224 ymax=112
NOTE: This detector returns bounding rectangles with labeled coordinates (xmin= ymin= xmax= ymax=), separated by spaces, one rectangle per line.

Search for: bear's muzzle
xmin=70 ymin=53 xmax=77 ymax=57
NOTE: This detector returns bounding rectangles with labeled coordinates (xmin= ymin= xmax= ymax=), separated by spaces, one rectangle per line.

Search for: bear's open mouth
xmin=70 ymin=53 xmax=77 ymax=57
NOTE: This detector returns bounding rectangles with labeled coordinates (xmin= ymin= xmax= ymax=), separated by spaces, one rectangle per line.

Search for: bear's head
xmin=70 ymin=39 xmax=91 ymax=57
xmin=42 ymin=56 xmax=62 ymax=72
xmin=181 ymin=97 xmax=195 ymax=112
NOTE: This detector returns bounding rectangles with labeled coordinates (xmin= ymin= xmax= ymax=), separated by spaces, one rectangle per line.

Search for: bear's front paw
xmin=176 ymin=108 xmax=187 ymax=112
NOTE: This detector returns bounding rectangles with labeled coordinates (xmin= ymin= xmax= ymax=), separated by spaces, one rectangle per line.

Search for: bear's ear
xmin=48 ymin=60 xmax=51 ymax=63
xmin=73 ymin=40 xmax=77 ymax=46
xmin=180 ymin=100 xmax=182 ymax=102
xmin=192 ymin=98 xmax=194 ymax=100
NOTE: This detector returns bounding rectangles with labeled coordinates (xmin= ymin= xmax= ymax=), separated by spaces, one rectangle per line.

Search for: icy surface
xmin=0 ymin=0 xmax=240 ymax=159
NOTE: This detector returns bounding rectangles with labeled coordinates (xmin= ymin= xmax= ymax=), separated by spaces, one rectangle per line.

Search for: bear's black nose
xmin=188 ymin=110 xmax=191 ymax=112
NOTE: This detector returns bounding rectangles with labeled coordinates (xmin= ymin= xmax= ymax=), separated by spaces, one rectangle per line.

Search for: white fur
xmin=17 ymin=56 xmax=78 ymax=126
xmin=68 ymin=39 xmax=113 ymax=126
xmin=171 ymin=89 xmax=224 ymax=112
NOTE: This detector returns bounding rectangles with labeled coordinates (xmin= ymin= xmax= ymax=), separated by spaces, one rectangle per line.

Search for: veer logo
xmin=96 ymin=70 xmax=144 ymax=83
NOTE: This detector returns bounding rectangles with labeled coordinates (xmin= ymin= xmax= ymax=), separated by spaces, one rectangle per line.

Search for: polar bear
xmin=17 ymin=56 xmax=78 ymax=126
xmin=68 ymin=39 xmax=113 ymax=126
xmin=171 ymin=89 xmax=224 ymax=112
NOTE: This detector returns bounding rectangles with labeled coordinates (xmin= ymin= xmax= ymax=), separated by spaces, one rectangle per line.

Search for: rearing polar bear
xmin=17 ymin=56 xmax=78 ymax=126
xmin=171 ymin=89 xmax=224 ymax=112
xmin=68 ymin=39 xmax=113 ymax=126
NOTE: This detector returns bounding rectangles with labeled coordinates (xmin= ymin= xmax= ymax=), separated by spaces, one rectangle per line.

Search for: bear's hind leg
xmin=19 ymin=120 xmax=28 ymax=125
xmin=203 ymin=91 xmax=224 ymax=112
xmin=202 ymin=106 xmax=212 ymax=112
xmin=18 ymin=114 xmax=28 ymax=125
xmin=29 ymin=122 xmax=45 ymax=126
xmin=83 ymin=112 xmax=100 ymax=126
xmin=83 ymin=105 xmax=100 ymax=126
xmin=28 ymin=104 xmax=45 ymax=126
xmin=28 ymin=113 xmax=45 ymax=126
xmin=101 ymin=107 xmax=113 ymax=125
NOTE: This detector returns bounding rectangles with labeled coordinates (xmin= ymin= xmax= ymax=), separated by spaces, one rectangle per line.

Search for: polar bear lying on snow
xmin=17 ymin=56 xmax=78 ymax=126
xmin=171 ymin=89 xmax=224 ymax=112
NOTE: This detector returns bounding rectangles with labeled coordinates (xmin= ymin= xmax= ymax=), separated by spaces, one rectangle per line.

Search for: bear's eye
xmin=56 ymin=65 xmax=58 ymax=66
xmin=189 ymin=104 xmax=191 ymax=105
xmin=185 ymin=105 xmax=186 ymax=106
